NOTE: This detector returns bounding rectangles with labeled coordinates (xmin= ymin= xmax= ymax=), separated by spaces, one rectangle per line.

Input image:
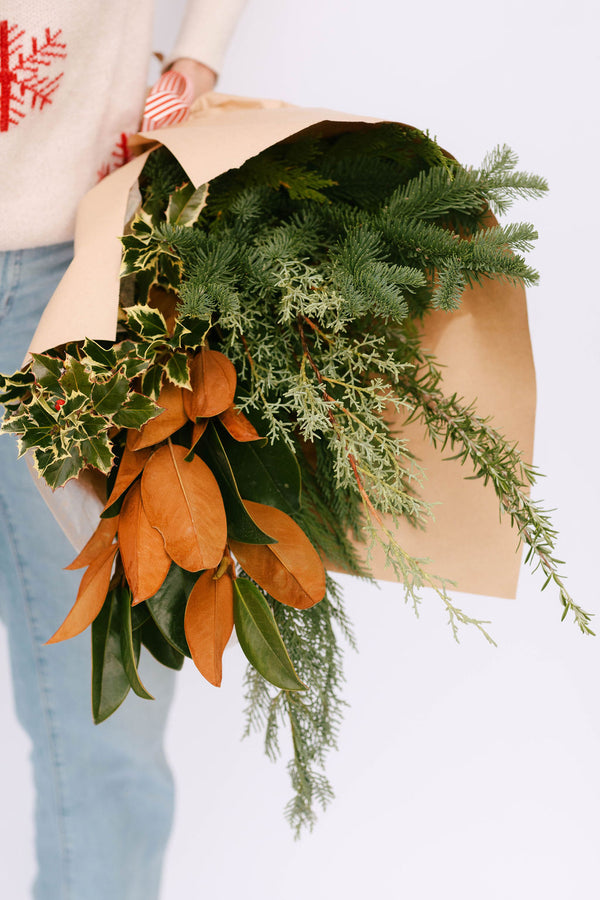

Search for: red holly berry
xmin=55 ymin=398 xmax=65 ymax=411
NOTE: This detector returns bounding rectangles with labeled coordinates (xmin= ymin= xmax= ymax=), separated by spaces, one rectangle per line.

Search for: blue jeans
xmin=0 ymin=244 xmax=176 ymax=899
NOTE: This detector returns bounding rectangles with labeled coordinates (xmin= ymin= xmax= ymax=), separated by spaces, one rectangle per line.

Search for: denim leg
xmin=0 ymin=244 xmax=176 ymax=900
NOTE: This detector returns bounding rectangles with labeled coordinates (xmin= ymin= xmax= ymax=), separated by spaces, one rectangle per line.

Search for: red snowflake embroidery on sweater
xmin=0 ymin=19 xmax=67 ymax=133
xmin=97 ymin=132 xmax=133 ymax=181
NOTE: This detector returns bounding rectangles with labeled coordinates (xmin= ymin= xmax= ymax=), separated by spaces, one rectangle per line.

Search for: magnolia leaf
xmin=218 ymin=406 xmax=262 ymax=442
xmin=148 ymin=286 xmax=178 ymax=335
xmin=166 ymin=352 xmax=191 ymax=390
xmin=200 ymin=423 xmax=275 ymax=544
xmin=184 ymin=419 xmax=208 ymax=460
xmin=118 ymin=480 xmax=171 ymax=604
xmin=230 ymin=501 xmax=325 ymax=610
xmin=140 ymin=616 xmax=185 ymax=670
xmin=65 ymin=516 xmax=119 ymax=570
xmin=183 ymin=348 xmax=237 ymax=421
xmin=233 ymin=577 xmax=306 ymax=691
xmin=146 ymin=563 xmax=199 ymax=657
xmin=126 ymin=382 xmax=187 ymax=450
xmin=91 ymin=372 xmax=130 ymax=417
xmin=47 ymin=543 xmax=118 ymax=643
xmin=141 ymin=442 xmax=227 ymax=571
xmin=112 ymin=393 xmax=159 ymax=430
xmin=104 ymin=445 xmax=152 ymax=511
xmin=91 ymin=589 xmax=133 ymax=723
xmin=184 ymin=568 xmax=234 ymax=686
xmin=118 ymin=585 xmax=154 ymax=699
xmin=217 ymin=424 xmax=301 ymax=515
xmin=131 ymin=603 xmax=151 ymax=631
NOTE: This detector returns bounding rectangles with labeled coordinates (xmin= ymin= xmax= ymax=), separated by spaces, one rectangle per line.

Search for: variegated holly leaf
xmin=166 ymin=183 xmax=209 ymax=227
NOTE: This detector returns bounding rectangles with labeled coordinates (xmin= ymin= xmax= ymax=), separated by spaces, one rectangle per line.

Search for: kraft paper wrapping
xmin=28 ymin=92 xmax=536 ymax=599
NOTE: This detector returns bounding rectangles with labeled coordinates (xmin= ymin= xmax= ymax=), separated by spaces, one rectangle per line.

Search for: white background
xmin=2 ymin=1 xmax=599 ymax=897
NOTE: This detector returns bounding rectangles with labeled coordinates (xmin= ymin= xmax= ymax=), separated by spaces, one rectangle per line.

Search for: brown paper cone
xmin=27 ymin=92 xmax=536 ymax=593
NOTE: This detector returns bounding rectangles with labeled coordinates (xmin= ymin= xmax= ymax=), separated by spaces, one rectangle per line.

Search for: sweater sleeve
xmin=165 ymin=0 xmax=248 ymax=74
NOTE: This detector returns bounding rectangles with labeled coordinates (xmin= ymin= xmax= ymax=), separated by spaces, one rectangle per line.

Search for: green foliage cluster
xmin=0 ymin=123 xmax=589 ymax=835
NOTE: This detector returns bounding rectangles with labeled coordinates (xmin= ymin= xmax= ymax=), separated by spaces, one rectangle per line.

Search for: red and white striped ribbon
xmin=141 ymin=71 xmax=194 ymax=132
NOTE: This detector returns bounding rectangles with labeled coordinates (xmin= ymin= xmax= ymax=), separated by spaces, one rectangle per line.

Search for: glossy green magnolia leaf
xmin=131 ymin=603 xmax=151 ymax=631
xmin=199 ymin=423 xmax=276 ymax=544
xmin=217 ymin=422 xmax=302 ymax=515
xmin=101 ymin=494 xmax=125 ymax=520
xmin=146 ymin=563 xmax=199 ymax=658
xmin=233 ymin=577 xmax=306 ymax=692
xmin=166 ymin=352 xmax=191 ymax=389
xmin=91 ymin=589 xmax=132 ymax=724
xmin=118 ymin=586 xmax=154 ymax=700
xmin=140 ymin=616 xmax=185 ymax=670
xmin=91 ymin=373 xmax=130 ymax=417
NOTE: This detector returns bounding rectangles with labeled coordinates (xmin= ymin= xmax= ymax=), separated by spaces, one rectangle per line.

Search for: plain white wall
xmin=2 ymin=1 xmax=599 ymax=897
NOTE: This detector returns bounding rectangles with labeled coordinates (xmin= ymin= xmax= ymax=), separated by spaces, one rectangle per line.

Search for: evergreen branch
xmin=397 ymin=357 xmax=594 ymax=635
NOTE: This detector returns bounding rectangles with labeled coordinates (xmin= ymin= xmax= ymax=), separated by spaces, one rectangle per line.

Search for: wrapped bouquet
xmin=0 ymin=94 xmax=590 ymax=834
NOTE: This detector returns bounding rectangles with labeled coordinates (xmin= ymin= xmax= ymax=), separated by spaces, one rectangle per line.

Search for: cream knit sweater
xmin=0 ymin=1 xmax=246 ymax=250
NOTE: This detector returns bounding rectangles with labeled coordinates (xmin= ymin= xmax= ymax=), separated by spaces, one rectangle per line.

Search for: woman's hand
xmin=168 ymin=57 xmax=217 ymax=99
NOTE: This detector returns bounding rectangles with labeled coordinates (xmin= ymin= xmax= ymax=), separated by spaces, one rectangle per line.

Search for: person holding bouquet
xmin=0 ymin=2 xmax=246 ymax=897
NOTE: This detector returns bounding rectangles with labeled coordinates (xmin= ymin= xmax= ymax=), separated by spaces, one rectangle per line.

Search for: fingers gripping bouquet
xmin=0 ymin=97 xmax=591 ymax=834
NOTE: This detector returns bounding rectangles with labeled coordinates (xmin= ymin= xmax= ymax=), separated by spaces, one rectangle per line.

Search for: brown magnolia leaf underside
xmin=103 ymin=445 xmax=153 ymax=511
xmin=230 ymin=501 xmax=326 ymax=609
xmin=189 ymin=419 xmax=208 ymax=452
xmin=65 ymin=516 xmax=119 ymax=570
xmin=184 ymin=568 xmax=234 ymax=686
xmin=218 ymin=406 xmax=261 ymax=442
xmin=118 ymin=480 xmax=171 ymax=604
xmin=127 ymin=381 xmax=187 ymax=451
xmin=148 ymin=286 xmax=178 ymax=335
xmin=141 ymin=442 xmax=227 ymax=571
xmin=47 ymin=543 xmax=118 ymax=643
xmin=183 ymin=348 xmax=237 ymax=420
